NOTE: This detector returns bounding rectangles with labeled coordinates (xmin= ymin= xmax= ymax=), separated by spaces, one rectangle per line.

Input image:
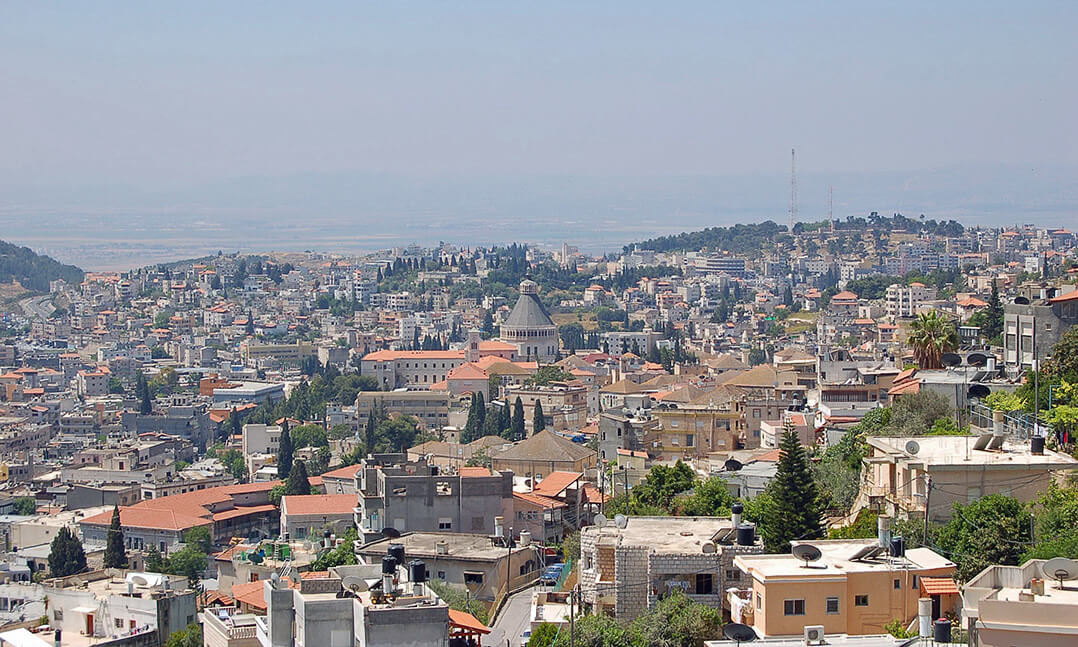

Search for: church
xmin=499 ymin=278 xmax=559 ymax=363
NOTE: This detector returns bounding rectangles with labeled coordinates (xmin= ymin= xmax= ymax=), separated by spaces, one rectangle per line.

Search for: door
xmin=931 ymin=595 xmax=941 ymax=620
xmin=85 ymin=613 xmax=94 ymax=636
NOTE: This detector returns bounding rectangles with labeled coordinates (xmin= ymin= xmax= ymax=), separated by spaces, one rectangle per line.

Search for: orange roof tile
xmin=532 ymin=471 xmax=582 ymax=497
xmin=459 ymin=467 xmax=493 ymax=478
xmin=281 ymin=494 xmax=357 ymax=516
xmin=920 ymin=577 xmax=959 ymax=595
xmin=321 ymin=464 xmax=363 ymax=480
xmin=513 ymin=491 xmax=567 ymax=509
xmin=449 ymin=609 xmax=491 ymax=635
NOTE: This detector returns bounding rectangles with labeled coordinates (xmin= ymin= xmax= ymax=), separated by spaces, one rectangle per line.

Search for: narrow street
xmin=486 ymin=585 xmax=536 ymax=647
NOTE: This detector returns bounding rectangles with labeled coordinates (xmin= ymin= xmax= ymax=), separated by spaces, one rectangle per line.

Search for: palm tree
xmin=907 ymin=311 xmax=958 ymax=369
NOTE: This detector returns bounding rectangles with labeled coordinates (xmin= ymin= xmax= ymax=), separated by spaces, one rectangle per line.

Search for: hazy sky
xmin=2 ymin=1 xmax=1075 ymax=189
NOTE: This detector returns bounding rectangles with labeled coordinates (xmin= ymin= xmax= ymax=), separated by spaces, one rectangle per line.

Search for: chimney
xmin=918 ymin=598 xmax=932 ymax=637
xmin=877 ymin=515 xmax=892 ymax=549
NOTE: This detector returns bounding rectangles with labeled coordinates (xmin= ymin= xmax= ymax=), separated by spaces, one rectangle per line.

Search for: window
xmin=463 ymin=572 xmax=484 ymax=585
xmin=855 ymin=595 xmax=869 ymax=607
xmin=695 ymin=573 xmax=713 ymax=594
xmin=115 ymin=618 xmax=124 ymax=629
xmin=894 ymin=579 xmax=901 ymax=590
xmin=438 ymin=518 xmax=452 ymax=530
xmin=826 ymin=597 xmax=839 ymax=614
xmin=912 ymin=575 xmax=919 ymax=588
xmin=725 ymin=569 xmax=741 ymax=582
xmin=783 ymin=599 xmax=805 ymax=616
xmin=756 ymin=593 xmax=762 ymax=610
xmin=438 ymin=571 xmax=446 ymax=580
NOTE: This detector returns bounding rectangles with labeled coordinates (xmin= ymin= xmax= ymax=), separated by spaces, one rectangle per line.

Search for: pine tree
xmin=365 ymin=400 xmax=383 ymax=454
xmin=104 ymin=505 xmax=127 ymax=568
xmin=278 ymin=419 xmax=293 ymax=481
xmin=137 ymin=372 xmax=152 ymax=415
xmin=985 ymin=280 xmax=1004 ymax=341
xmin=48 ymin=526 xmax=87 ymax=577
xmin=512 ymin=397 xmax=526 ymax=440
xmin=285 ymin=460 xmax=311 ymax=496
xmin=533 ymin=400 xmax=545 ymax=435
xmin=762 ymin=427 xmax=824 ymax=553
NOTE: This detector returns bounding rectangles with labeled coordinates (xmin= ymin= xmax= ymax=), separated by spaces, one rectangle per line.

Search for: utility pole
xmin=569 ymin=586 xmax=577 ymax=647
xmin=923 ymin=477 xmax=932 ymax=545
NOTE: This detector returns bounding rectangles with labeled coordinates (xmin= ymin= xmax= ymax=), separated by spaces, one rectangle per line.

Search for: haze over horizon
xmin=2 ymin=2 xmax=1075 ymax=269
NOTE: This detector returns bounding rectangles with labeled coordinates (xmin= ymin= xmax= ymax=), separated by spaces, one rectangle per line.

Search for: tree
xmin=310 ymin=528 xmax=359 ymax=571
xmin=104 ymin=506 xmax=127 ymax=569
xmin=365 ymin=400 xmax=384 ymax=454
xmin=533 ymin=400 xmax=545 ymax=435
xmin=285 ymin=460 xmax=312 ymax=496
xmin=526 ymin=365 xmax=575 ymax=387
xmin=164 ymin=622 xmax=203 ymax=647
xmin=674 ymin=476 xmax=733 ymax=516
xmin=13 ymin=497 xmax=36 ymax=515
xmin=935 ymin=493 xmax=1031 ymax=580
xmin=277 ymin=419 xmax=293 ymax=480
xmin=269 ymin=484 xmax=287 ymax=507
xmin=482 ymin=404 xmax=503 ymax=438
xmin=512 ymin=397 xmax=526 ymax=440
xmin=290 ymin=423 xmax=329 ymax=449
xmin=184 ymin=526 xmax=213 ymax=554
xmin=762 ymin=428 xmax=824 ymax=552
xmin=48 ymin=527 xmax=87 ymax=577
xmin=907 ymin=310 xmax=958 ymax=369
xmin=463 ymin=392 xmax=486 ymax=443
xmin=527 ymin=622 xmax=561 ymax=647
xmin=137 ymin=371 xmax=152 ymax=415
xmin=145 ymin=545 xmax=166 ymax=573
xmin=630 ymin=461 xmax=698 ymax=511
xmin=886 ymin=391 xmax=954 ymax=436
xmin=984 ymin=280 xmax=1004 ymax=341
xmin=628 ymin=590 xmax=724 ymax=647
xmin=168 ymin=545 xmax=209 ymax=584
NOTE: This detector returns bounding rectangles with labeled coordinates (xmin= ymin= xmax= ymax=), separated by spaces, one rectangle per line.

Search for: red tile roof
xmin=321 ymin=463 xmax=363 ymax=480
xmin=532 ymin=471 xmax=582 ymax=497
xmin=1049 ymin=290 xmax=1078 ymax=304
xmin=449 ymin=609 xmax=491 ymax=635
xmin=513 ymin=491 xmax=567 ymax=509
xmin=920 ymin=577 xmax=959 ymax=595
xmin=459 ymin=467 xmax=493 ymax=478
xmin=281 ymin=494 xmax=357 ymax=516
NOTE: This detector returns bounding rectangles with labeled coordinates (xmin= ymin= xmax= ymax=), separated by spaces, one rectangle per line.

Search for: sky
xmin=0 ymin=3 xmax=1076 ymax=267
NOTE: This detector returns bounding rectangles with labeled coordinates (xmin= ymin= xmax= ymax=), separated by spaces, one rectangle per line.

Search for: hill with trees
xmin=0 ymin=240 xmax=84 ymax=292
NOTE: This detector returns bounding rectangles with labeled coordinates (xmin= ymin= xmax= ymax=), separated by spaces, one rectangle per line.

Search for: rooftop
xmin=735 ymin=539 xmax=955 ymax=579
xmin=358 ymin=532 xmax=536 ymax=562
xmin=583 ymin=516 xmax=736 ymax=553
xmin=867 ymin=435 xmax=1078 ymax=468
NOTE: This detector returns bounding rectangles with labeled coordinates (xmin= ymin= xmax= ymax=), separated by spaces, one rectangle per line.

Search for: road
xmin=486 ymin=585 xmax=538 ymax=647
xmin=20 ymin=295 xmax=54 ymax=320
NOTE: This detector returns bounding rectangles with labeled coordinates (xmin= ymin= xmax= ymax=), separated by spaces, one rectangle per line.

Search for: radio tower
xmin=789 ymin=148 xmax=798 ymax=232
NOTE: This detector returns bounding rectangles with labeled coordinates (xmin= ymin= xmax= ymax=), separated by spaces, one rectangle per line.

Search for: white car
xmin=520 ymin=629 xmax=532 ymax=647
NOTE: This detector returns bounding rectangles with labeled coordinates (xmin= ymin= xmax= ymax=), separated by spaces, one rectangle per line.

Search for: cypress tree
xmin=365 ymin=400 xmax=382 ymax=454
xmin=512 ymin=397 xmax=526 ymax=440
xmin=482 ymin=406 xmax=502 ymax=438
xmin=985 ymin=280 xmax=1004 ymax=341
xmin=137 ymin=372 xmax=152 ymax=415
xmin=533 ymin=400 xmax=545 ymax=436
xmin=762 ymin=426 xmax=824 ymax=553
xmin=285 ymin=460 xmax=311 ymax=496
xmin=499 ymin=402 xmax=511 ymax=438
xmin=278 ymin=419 xmax=293 ymax=480
xmin=104 ymin=505 xmax=127 ymax=568
xmin=48 ymin=527 xmax=87 ymax=577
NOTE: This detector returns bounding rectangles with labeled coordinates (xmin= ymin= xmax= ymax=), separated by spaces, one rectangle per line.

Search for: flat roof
xmin=735 ymin=539 xmax=955 ymax=579
xmin=358 ymin=532 xmax=533 ymax=562
xmin=582 ymin=516 xmax=734 ymax=553
xmin=868 ymin=436 xmax=1078 ymax=468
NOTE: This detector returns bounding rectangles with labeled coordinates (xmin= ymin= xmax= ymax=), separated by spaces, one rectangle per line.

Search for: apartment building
xmin=507 ymin=382 xmax=588 ymax=432
xmin=885 ymin=282 xmax=937 ymax=318
xmin=651 ymin=392 xmax=745 ymax=460
xmin=279 ymin=494 xmax=357 ymax=539
xmin=856 ymin=434 xmax=1078 ymax=523
xmin=355 ymin=389 xmax=450 ymax=430
xmin=242 ymin=423 xmax=281 ymax=457
xmin=353 ymin=456 xmax=514 ymax=543
xmin=1003 ymin=287 xmax=1078 ymax=371
xmin=579 ymin=515 xmax=762 ymax=620
xmin=962 ymin=558 xmax=1078 ymax=647
xmin=734 ymin=538 xmax=956 ymax=637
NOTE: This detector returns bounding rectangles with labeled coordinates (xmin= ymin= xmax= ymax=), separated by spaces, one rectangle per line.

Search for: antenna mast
xmin=789 ymin=148 xmax=798 ymax=232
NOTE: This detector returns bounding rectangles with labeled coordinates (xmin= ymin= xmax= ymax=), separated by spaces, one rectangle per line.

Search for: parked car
xmin=540 ymin=563 xmax=565 ymax=586
xmin=520 ymin=629 xmax=532 ymax=647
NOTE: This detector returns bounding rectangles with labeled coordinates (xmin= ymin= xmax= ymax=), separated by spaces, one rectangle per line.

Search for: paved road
xmin=20 ymin=295 xmax=54 ymax=319
xmin=486 ymin=585 xmax=538 ymax=647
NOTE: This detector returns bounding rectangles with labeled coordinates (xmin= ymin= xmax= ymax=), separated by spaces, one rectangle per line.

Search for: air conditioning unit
xmin=804 ymin=625 xmax=825 ymax=645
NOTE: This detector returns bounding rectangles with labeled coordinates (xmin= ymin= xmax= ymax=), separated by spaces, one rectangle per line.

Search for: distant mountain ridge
xmin=0 ymin=240 xmax=84 ymax=292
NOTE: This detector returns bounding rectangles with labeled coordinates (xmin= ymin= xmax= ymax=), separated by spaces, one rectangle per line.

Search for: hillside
xmin=0 ymin=241 xmax=84 ymax=292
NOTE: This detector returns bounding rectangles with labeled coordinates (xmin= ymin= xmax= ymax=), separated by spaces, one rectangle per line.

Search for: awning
xmin=920 ymin=577 xmax=960 ymax=596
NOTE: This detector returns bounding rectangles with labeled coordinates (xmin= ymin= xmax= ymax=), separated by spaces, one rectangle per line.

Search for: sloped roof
xmin=721 ymin=364 xmax=780 ymax=388
xmin=532 ymin=471 xmax=582 ymax=496
xmin=494 ymin=430 xmax=595 ymax=463
xmin=449 ymin=609 xmax=491 ymax=635
xmin=706 ymin=354 xmax=749 ymax=370
xmin=920 ymin=577 xmax=959 ymax=595
xmin=321 ymin=463 xmax=363 ymax=480
xmin=282 ymin=494 xmax=357 ymax=516
xmin=602 ymin=378 xmax=644 ymax=394
xmin=513 ymin=491 xmax=567 ymax=509
xmin=502 ymin=292 xmax=555 ymax=329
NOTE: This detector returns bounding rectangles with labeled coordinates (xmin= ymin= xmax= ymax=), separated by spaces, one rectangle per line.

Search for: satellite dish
xmin=614 ymin=514 xmax=628 ymax=529
xmin=1043 ymin=557 xmax=1078 ymax=588
xmin=941 ymin=353 xmax=962 ymax=367
xmin=342 ymin=575 xmax=368 ymax=592
xmin=1014 ymin=296 xmax=1030 ymax=305
xmin=129 ymin=574 xmax=149 ymax=586
xmin=382 ymin=527 xmax=401 ymax=538
xmin=724 ymin=458 xmax=743 ymax=472
xmin=792 ymin=544 xmax=822 ymax=567
xmin=594 ymin=513 xmax=608 ymax=527
xmin=968 ymin=384 xmax=991 ymax=399
xmin=270 ymin=572 xmax=281 ymax=588
xmin=701 ymin=542 xmax=716 ymax=554
xmin=905 ymin=440 xmax=921 ymax=455
xmin=723 ymin=622 xmax=757 ymax=644
xmin=967 ymin=353 xmax=988 ymax=367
